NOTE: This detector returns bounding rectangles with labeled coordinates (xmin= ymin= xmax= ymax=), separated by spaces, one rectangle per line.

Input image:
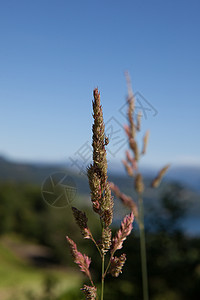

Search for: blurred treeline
xmin=0 ymin=181 xmax=96 ymax=265
xmin=0 ymin=181 xmax=200 ymax=300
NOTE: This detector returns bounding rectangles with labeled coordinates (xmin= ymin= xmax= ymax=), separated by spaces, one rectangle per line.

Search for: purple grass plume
xmin=66 ymin=88 xmax=134 ymax=300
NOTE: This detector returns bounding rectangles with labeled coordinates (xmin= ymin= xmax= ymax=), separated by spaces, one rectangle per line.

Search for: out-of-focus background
xmin=0 ymin=1 xmax=200 ymax=299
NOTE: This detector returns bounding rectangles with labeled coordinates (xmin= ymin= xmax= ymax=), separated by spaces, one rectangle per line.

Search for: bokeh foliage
xmin=0 ymin=181 xmax=199 ymax=299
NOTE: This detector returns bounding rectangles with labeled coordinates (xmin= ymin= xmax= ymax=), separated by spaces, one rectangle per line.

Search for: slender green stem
xmin=103 ymin=256 xmax=112 ymax=279
xmin=101 ymin=254 xmax=105 ymax=300
xmin=90 ymin=234 xmax=103 ymax=258
xmin=138 ymin=195 xmax=149 ymax=300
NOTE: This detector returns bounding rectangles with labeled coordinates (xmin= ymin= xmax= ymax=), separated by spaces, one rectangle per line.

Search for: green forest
xmin=0 ymin=162 xmax=199 ymax=299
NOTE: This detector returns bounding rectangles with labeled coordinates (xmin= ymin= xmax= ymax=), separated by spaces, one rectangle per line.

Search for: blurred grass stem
xmin=138 ymin=195 xmax=149 ymax=300
xmin=101 ymin=253 xmax=105 ymax=300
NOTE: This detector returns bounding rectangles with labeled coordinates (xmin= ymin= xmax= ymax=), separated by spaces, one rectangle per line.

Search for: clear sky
xmin=0 ymin=0 xmax=200 ymax=169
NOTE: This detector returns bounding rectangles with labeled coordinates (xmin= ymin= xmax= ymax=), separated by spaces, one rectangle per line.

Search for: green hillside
xmin=0 ymin=235 xmax=82 ymax=300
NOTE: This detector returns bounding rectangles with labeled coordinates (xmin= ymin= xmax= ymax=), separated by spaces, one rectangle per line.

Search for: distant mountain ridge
xmin=0 ymin=155 xmax=200 ymax=235
xmin=0 ymin=156 xmax=67 ymax=184
xmin=0 ymin=155 xmax=199 ymax=192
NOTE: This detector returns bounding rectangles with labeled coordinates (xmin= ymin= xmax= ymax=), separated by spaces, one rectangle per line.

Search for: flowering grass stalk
xmin=110 ymin=72 xmax=169 ymax=300
xmin=66 ymin=88 xmax=134 ymax=300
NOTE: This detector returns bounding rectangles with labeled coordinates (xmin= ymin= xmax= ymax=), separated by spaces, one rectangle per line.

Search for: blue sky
xmin=0 ymin=0 xmax=200 ymax=169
